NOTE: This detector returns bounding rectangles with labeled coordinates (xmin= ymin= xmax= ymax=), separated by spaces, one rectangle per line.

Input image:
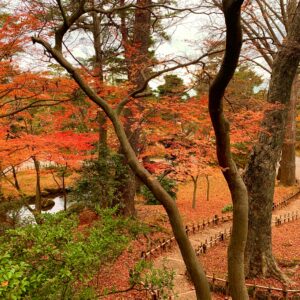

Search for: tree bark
xmin=244 ymin=3 xmax=300 ymax=279
xmin=32 ymin=156 xmax=42 ymax=214
xmin=191 ymin=175 xmax=199 ymax=209
xmin=116 ymin=167 xmax=137 ymax=216
xmin=209 ymin=1 xmax=248 ymax=298
xmin=115 ymin=0 xmax=152 ymax=216
xmin=240 ymin=1 xmax=299 ymax=188
xmin=92 ymin=9 xmax=104 ymax=82
xmin=132 ymin=0 xmax=152 ymax=88
xmin=12 ymin=166 xmax=20 ymax=191
xmin=97 ymin=110 xmax=108 ymax=159
xmin=62 ymin=173 xmax=67 ymax=211
xmin=205 ymin=175 xmax=210 ymax=201
xmin=279 ymin=74 xmax=299 ymax=186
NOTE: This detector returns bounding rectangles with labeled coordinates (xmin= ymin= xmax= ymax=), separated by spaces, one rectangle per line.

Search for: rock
xmin=41 ymin=199 xmax=55 ymax=210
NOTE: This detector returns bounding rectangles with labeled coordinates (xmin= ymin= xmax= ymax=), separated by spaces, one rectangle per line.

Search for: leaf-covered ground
xmin=95 ymin=171 xmax=299 ymax=299
xmin=201 ymin=218 xmax=300 ymax=299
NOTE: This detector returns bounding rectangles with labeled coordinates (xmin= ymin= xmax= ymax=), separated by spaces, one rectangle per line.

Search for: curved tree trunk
xmin=244 ymin=3 xmax=300 ymax=279
xmin=208 ymin=1 xmax=248 ymax=299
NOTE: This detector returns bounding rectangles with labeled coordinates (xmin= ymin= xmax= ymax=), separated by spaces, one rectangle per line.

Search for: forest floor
xmin=96 ymin=171 xmax=300 ymax=299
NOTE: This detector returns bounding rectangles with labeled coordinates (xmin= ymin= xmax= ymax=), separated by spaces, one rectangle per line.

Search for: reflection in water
xmin=20 ymin=196 xmax=65 ymax=220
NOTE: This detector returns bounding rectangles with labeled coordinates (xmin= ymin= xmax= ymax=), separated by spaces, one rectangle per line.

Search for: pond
xmin=20 ymin=196 xmax=66 ymax=220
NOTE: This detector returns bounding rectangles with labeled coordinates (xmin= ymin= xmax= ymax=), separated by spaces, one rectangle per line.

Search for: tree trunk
xmin=244 ymin=4 xmax=300 ymax=279
xmin=132 ymin=0 xmax=152 ymax=89
xmin=33 ymin=156 xmax=42 ymax=214
xmin=209 ymin=1 xmax=249 ymax=298
xmin=91 ymin=9 xmax=108 ymax=161
xmin=62 ymin=173 xmax=67 ymax=211
xmin=191 ymin=175 xmax=199 ymax=209
xmin=205 ymin=175 xmax=210 ymax=201
xmin=92 ymin=8 xmax=103 ymax=82
xmin=12 ymin=166 xmax=20 ymax=191
xmin=111 ymin=116 xmax=211 ymax=299
xmin=116 ymin=167 xmax=137 ymax=216
xmin=98 ymin=110 xmax=108 ymax=159
xmin=114 ymin=0 xmax=152 ymax=216
xmin=279 ymin=74 xmax=299 ymax=186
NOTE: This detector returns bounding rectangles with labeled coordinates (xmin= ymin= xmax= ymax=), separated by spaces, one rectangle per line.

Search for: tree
xmin=195 ymin=54 xmax=265 ymax=113
xmin=0 ymin=70 xmax=98 ymax=217
xmin=205 ymin=0 xmax=300 ymax=279
xmin=243 ymin=2 xmax=300 ymax=279
xmin=207 ymin=0 xmax=299 ymax=185
xmin=208 ymin=0 xmax=249 ymax=298
xmin=241 ymin=0 xmax=299 ymax=187
xmin=158 ymin=74 xmax=188 ymax=98
xmin=30 ymin=1 xmax=212 ymax=298
xmin=66 ymin=0 xmax=175 ymax=216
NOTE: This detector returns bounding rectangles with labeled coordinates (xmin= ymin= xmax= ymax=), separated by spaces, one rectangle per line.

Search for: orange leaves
xmin=0 ymin=130 xmax=98 ymax=171
xmin=138 ymin=92 xmax=263 ymax=181
xmin=0 ymin=12 xmax=43 ymax=60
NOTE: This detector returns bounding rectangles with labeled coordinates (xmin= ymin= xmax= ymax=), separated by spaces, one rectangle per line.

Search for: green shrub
xmin=0 ymin=209 xmax=148 ymax=299
xmin=222 ymin=204 xmax=233 ymax=213
xmin=141 ymin=176 xmax=177 ymax=205
xmin=69 ymin=154 xmax=128 ymax=209
xmin=0 ymin=253 xmax=32 ymax=299
xmin=129 ymin=260 xmax=175 ymax=300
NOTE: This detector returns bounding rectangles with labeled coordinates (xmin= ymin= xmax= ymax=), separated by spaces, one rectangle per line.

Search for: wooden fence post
xmin=282 ymin=286 xmax=288 ymax=300
xmin=225 ymin=276 xmax=229 ymax=297
xmin=252 ymin=283 xmax=256 ymax=299
xmin=267 ymin=286 xmax=272 ymax=300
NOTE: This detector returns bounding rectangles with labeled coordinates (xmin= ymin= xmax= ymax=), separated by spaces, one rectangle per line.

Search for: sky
xmin=8 ymin=0 xmax=269 ymax=92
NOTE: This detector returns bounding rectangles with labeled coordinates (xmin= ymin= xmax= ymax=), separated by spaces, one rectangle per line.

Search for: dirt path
xmin=152 ymin=193 xmax=300 ymax=299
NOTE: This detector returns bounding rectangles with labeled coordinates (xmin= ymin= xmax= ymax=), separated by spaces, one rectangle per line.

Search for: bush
xmin=129 ymin=260 xmax=175 ymax=300
xmin=69 ymin=154 xmax=128 ymax=209
xmin=141 ymin=176 xmax=177 ymax=205
xmin=222 ymin=204 xmax=233 ymax=213
xmin=0 ymin=209 xmax=149 ymax=299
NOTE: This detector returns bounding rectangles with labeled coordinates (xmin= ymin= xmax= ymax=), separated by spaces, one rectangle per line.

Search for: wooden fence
xmin=273 ymin=190 xmax=300 ymax=210
xmin=141 ymin=189 xmax=300 ymax=260
xmin=141 ymin=207 xmax=300 ymax=299
xmin=274 ymin=211 xmax=299 ymax=226
xmin=141 ymin=214 xmax=233 ymax=260
xmin=207 ymin=274 xmax=300 ymax=299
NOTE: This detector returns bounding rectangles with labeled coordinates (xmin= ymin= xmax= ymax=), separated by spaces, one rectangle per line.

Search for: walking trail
xmin=152 ymin=193 xmax=300 ymax=299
